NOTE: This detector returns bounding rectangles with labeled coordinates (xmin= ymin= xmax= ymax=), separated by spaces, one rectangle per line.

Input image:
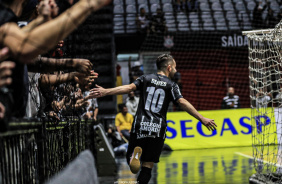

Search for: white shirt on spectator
xmin=138 ymin=15 xmax=148 ymax=29
xmin=83 ymin=91 xmax=98 ymax=111
xmin=26 ymin=72 xmax=41 ymax=118
xmin=276 ymin=93 xmax=282 ymax=107
xmin=126 ymin=96 xmax=139 ymax=116
xmin=256 ymin=95 xmax=271 ymax=108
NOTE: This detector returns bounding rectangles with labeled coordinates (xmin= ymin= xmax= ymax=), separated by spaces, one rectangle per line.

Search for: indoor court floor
xmin=100 ymin=146 xmax=255 ymax=184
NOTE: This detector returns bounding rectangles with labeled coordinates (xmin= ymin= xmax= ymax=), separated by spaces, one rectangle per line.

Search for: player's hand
xmin=89 ymin=84 xmax=106 ymax=98
xmin=73 ymin=59 xmax=93 ymax=75
xmin=201 ymin=117 xmax=217 ymax=131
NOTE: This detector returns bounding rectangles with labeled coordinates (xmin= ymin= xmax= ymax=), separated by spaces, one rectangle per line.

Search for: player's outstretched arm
xmin=177 ymin=98 xmax=217 ymax=131
xmin=89 ymin=83 xmax=137 ymax=98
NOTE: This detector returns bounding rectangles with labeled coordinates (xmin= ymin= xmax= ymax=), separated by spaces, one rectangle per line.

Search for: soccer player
xmin=90 ymin=54 xmax=217 ymax=184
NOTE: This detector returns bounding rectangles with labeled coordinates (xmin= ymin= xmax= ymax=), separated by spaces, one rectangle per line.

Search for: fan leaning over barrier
xmin=0 ymin=0 xmax=111 ymax=128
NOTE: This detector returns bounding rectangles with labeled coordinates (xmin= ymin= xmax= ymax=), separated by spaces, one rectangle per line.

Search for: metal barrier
xmin=0 ymin=120 xmax=95 ymax=184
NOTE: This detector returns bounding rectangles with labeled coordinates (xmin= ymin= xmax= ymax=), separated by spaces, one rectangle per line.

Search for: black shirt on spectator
xmin=221 ymin=95 xmax=240 ymax=109
xmin=0 ymin=3 xmax=29 ymax=118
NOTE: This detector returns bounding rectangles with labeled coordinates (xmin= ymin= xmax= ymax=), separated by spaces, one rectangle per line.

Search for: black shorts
xmin=126 ymin=133 xmax=165 ymax=164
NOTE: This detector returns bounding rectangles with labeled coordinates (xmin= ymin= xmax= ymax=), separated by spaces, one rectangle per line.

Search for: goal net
xmin=244 ymin=20 xmax=282 ymax=184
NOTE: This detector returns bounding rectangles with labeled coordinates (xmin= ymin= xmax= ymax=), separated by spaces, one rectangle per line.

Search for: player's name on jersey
xmin=151 ymin=79 xmax=167 ymax=86
xmin=140 ymin=121 xmax=162 ymax=135
xmin=140 ymin=125 xmax=161 ymax=133
xmin=140 ymin=121 xmax=161 ymax=128
xmin=137 ymin=134 xmax=156 ymax=139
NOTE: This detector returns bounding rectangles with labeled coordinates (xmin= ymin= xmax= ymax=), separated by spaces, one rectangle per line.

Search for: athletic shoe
xmin=129 ymin=146 xmax=142 ymax=174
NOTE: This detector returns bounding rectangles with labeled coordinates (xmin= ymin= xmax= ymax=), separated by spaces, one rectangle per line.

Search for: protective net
xmin=137 ymin=27 xmax=251 ymax=111
xmin=245 ymin=20 xmax=282 ymax=183
xmin=114 ymin=0 xmax=281 ymax=111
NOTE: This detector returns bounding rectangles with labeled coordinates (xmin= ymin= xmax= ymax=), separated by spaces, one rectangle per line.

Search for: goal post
xmin=243 ymin=20 xmax=282 ymax=184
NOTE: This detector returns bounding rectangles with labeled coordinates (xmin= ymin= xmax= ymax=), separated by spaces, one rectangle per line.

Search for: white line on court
xmin=235 ymin=152 xmax=282 ymax=167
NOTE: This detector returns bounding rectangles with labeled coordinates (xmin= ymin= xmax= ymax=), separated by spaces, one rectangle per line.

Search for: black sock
xmin=137 ymin=167 xmax=152 ymax=184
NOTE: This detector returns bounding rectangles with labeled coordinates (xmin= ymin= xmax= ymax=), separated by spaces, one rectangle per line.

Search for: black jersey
xmin=132 ymin=73 xmax=183 ymax=139
xmin=221 ymin=95 xmax=240 ymax=109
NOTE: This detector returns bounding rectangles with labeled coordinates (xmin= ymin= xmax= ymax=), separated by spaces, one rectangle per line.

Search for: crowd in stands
xmin=0 ymin=0 xmax=110 ymax=132
xmin=136 ymin=7 xmax=168 ymax=34
xmin=252 ymin=0 xmax=281 ymax=29
xmin=115 ymin=0 xmax=282 ymax=33
xmin=174 ymin=0 xmax=199 ymax=12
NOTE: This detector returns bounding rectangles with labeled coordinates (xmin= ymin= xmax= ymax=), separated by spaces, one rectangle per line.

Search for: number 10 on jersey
xmin=145 ymin=87 xmax=165 ymax=113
